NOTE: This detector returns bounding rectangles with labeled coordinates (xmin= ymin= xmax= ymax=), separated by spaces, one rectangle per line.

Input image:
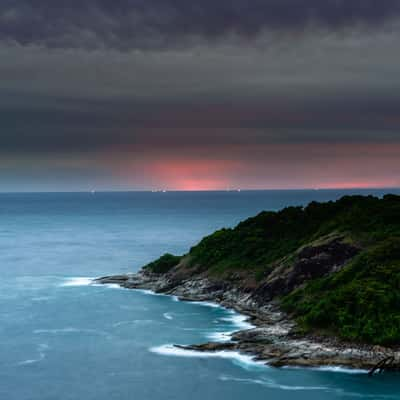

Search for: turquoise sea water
xmin=1 ymin=190 xmax=399 ymax=400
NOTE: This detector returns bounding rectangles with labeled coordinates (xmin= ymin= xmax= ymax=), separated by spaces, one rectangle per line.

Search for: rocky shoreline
xmin=95 ymin=271 xmax=400 ymax=372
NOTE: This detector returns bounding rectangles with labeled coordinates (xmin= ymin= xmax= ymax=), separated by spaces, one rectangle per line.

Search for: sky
xmin=1 ymin=0 xmax=400 ymax=191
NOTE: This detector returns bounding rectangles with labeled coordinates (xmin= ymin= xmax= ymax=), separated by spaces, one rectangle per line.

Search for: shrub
xmin=143 ymin=253 xmax=182 ymax=274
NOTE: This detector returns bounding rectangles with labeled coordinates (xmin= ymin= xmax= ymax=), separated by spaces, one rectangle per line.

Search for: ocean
xmin=1 ymin=190 xmax=399 ymax=400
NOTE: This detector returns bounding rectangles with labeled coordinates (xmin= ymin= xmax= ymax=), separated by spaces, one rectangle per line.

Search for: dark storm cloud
xmin=1 ymin=0 xmax=400 ymax=49
xmin=1 ymin=95 xmax=400 ymax=155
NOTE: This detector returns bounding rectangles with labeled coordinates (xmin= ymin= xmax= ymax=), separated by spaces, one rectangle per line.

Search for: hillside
xmin=143 ymin=194 xmax=400 ymax=346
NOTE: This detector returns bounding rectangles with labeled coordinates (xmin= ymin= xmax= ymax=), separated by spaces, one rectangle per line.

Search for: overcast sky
xmin=1 ymin=0 xmax=400 ymax=191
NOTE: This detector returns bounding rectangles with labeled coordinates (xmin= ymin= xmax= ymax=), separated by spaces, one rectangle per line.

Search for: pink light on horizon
xmin=102 ymin=141 xmax=400 ymax=191
xmin=143 ymin=159 xmax=243 ymax=190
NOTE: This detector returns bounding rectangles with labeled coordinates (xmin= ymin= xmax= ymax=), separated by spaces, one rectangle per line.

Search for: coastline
xmin=94 ymin=271 xmax=400 ymax=372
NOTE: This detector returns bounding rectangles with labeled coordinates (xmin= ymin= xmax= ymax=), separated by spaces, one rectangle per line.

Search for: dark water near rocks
xmin=1 ymin=190 xmax=399 ymax=400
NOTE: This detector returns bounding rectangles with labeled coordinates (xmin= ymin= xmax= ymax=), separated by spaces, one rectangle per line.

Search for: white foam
xmin=59 ymin=277 xmax=93 ymax=287
xmin=163 ymin=313 xmax=173 ymax=320
xmin=219 ymin=374 xmax=397 ymax=398
xmin=178 ymin=298 xmax=254 ymax=343
xmin=17 ymin=344 xmax=48 ymax=366
xmin=221 ymin=314 xmax=254 ymax=330
xmin=207 ymin=331 xmax=233 ymax=342
xmin=296 ymin=365 xmax=368 ymax=374
xmin=137 ymin=289 xmax=173 ymax=298
xmin=135 ymin=289 xmax=180 ymax=303
xmin=103 ymin=283 xmax=123 ymax=289
xmin=136 ymin=289 xmax=154 ymax=295
xmin=189 ymin=301 xmax=224 ymax=309
xmin=18 ymin=355 xmax=45 ymax=366
xmin=206 ymin=312 xmax=254 ymax=342
xmin=150 ymin=344 xmax=264 ymax=369
xmin=219 ymin=375 xmax=329 ymax=391
xmin=60 ymin=277 xmax=124 ymax=289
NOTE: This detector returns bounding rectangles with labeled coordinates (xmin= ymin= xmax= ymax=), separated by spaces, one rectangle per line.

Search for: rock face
xmin=253 ymin=238 xmax=360 ymax=302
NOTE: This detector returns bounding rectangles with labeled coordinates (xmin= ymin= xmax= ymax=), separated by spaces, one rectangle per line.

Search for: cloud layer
xmin=1 ymin=0 xmax=400 ymax=49
xmin=1 ymin=1 xmax=400 ymax=190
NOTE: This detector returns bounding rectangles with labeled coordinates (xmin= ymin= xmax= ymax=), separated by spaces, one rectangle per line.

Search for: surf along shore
xmin=94 ymin=270 xmax=399 ymax=372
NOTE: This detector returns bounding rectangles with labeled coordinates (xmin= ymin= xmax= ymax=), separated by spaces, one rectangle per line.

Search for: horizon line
xmin=1 ymin=187 xmax=400 ymax=195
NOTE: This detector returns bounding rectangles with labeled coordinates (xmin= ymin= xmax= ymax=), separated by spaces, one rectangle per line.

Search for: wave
xmin=220 ymin=375 xmax=400 ymax=398
xmin=189 ymin=301 xmax=224 ymax=309
xmin=112 ymin=320 xmax=154 ymax=327
xmin=135 ymin=288 xmax=254 ymax=345
xmin=17 ymin=344 xmax=49 ymax=366
xmin=136 ymin=289 xmax=180 ymax=303
xmin=136 ymin=289 xmax=178 ymax=302
xmin=59 ymin=277 xmax=93 ymax=287
xmin=311 ymin=365 xmax=368 ymax=374
xmin=207 ymin=331 xmax=232 ymax=342
xmin=18 ymin=354 xmax=46 ymax=366
xmin=221 ymin=313 xmax=254 ymax=330
xmin=219 ymin=375 xmax=329 ymax=391
xmin=60 ymin=277 xmax=124 ymax=289
xmin=283 ymin=365 xmax=368 ymax=374
xmin=102 ymin=283 xmax=123 ymax=289
xmin=34 ymin=327 xmax=110 ymax=338
xmin=135 ymin=289 xmax=154 ymax=295
xmin=149 ymin=344 xmax=265 ymax=369
xmin=207 ymin=311 xmax=255 ymax=342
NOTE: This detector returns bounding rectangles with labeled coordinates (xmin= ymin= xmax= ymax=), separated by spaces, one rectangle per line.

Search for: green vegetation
xmin=143 ymin=253 xmax=182 ymax=274
xmin=282 ymin=238 xmax=400 ymax=345
xmin=188 ymin=194 xmax=400 ymax=275
xmin=143 ymin=194 xmax=400 ymax=345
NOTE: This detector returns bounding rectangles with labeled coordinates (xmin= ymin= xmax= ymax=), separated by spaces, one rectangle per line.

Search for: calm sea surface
xmin=1 ymin=190 xmax=399 ymax=400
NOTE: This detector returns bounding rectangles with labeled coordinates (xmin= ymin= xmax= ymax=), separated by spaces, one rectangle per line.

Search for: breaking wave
xmin=149 ymin=344 xmax=265 ymax=369
xmin=59 ymin=277 xmax=93 ymax=287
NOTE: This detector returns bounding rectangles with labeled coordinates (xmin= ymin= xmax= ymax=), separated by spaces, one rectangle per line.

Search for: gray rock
xmin=93 ymin=272 xmax=400 ymax=371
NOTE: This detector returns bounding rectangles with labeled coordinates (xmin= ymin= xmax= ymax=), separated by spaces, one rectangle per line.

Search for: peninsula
xmin=97 ymin=194 xmax=400 ymax=371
